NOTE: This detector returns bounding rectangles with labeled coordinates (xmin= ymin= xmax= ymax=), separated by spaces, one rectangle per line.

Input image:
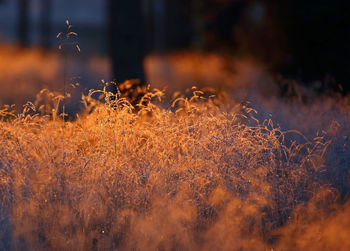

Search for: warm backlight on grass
xmin=0 ymin=84 xmax=349 ymax=250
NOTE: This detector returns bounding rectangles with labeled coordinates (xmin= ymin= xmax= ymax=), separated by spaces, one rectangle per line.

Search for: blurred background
xmin=0 ymin=0 xmax=349 ymax=112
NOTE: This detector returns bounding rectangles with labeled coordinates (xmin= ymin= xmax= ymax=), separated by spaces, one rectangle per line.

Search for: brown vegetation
xmin=1 ymin=83 xmax=349 ymax=250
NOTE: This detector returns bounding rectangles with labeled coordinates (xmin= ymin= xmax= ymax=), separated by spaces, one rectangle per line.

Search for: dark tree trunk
xmin=164 ymin=0 xmax=193 ymax=50
xmin=39 ymin=0 xmax=52 ymax=48
xmin=108 ymin=0 xmax=145 ymax=85
xmin=150 ymin=0 xmax=166 ymax=52
xmin=18 ymin=0 xmax=29 ymax=46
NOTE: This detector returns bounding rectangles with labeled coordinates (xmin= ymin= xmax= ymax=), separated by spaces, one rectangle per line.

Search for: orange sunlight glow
xmin=1 ymin=80 xmax=349 ymax=250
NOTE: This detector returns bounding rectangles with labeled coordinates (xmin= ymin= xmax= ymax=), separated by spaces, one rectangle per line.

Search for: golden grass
xmin=1 ymin=85 xmax=349 ymax=250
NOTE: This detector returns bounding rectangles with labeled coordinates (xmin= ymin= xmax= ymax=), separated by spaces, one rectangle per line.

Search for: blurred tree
xmin=194 ymin=0 xmax=350 ymax=93
xmin=18 ymin=0 xmax=29 ymax=46
xmin=39 ymin=0 xmax=52 ymax=48
xmin=143 ymin=0 xmax=191 ymax=53
xmin=148 ymin=0 xmax=166 ymax=53
xmin=164 ymin=0 xmax=193 ymax=50
xmin=108 ymin=0 xmax=145 ymax=86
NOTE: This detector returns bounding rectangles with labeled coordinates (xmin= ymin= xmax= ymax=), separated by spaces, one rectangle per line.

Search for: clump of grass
xmin=0 ymin=85 xmax=349 ymax=250
xmin=0 ymin=105 xmax=17 ymax=122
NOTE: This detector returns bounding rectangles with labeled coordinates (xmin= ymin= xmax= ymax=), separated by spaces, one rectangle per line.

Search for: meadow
xmin=0 ymin=48 xmax=350 ymax=250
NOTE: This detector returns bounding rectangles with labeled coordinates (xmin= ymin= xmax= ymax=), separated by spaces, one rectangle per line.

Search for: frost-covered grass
xmin=0 ymin=84 xmax=349 ymax=250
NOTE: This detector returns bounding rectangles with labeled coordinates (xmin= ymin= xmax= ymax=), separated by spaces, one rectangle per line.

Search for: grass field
xmin=1 ymin=82 xmax=350 ymax=250
xmin=0 ymin=46 xmax=350 ymax=250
